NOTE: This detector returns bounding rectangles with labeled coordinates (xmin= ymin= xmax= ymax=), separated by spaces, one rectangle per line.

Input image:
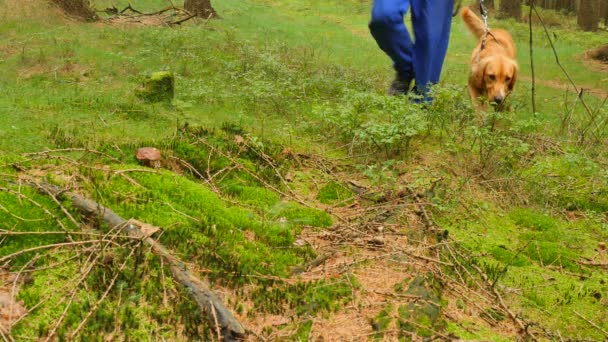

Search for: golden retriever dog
xmin=461 ymin=7 xmax=518 ymax=112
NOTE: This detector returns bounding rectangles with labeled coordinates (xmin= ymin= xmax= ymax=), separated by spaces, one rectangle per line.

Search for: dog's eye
xmin=488 ymin=75 xmax=496 ymax=81
xmin=505 ymin=77 xmax=511 ymax=82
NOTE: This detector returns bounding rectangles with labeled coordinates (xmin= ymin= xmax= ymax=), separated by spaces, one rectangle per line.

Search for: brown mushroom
xmin=135 ymin=147 xmax=162 ymax=168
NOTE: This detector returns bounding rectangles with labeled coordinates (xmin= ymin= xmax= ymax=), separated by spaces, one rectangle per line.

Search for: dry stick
xmin=0 ymin=240 xmax=116 ymax=266
xmin=43 ymin=238 xmax=111 ymax=342
xmin=197 ymin=138 xmax=313 ymax=209
xmin=69 ymin=246 xmax=138 ymax=338
xmin=0 ymin=187 xmax=71 ymax=236
xmin=43 ymin=224 xmax=126 ymax=339
xmin=163 ymin=201 xmax=200 ymax=222
xmin=168 ymin=14 xmax=197 ymax=26
xmin=10 ymin=253 xmax=82 ymax=275
xmin=169 ymin=156 xmax=206 ymax=179
xmin=0 ymin=230 xmax=138 ymax=240
xmin=37 ymin=185 xmax=80 ymax=229
xmin=532 ymin=4 xmax=599 ymax=139
xmin=38 ymin=183 xmax=246 ymax=341
xmin=245 ymin=142 xmax=303 ymax=202
xmin=9 ymin=250 xmax=89 ymax=327
xmin=0 ymin=330 xmax=12 ymax=342
xmin=587 ymin=94 xmax=608 ymax=139
xmin=9 ymin=255 xmax=40 ymax=331
xmin=573 ymin=310 xmax=608 ymax=337
xmin=22 ymin=148 xmax=121 ymax=163
xmin=470 ymin=263 xmax=537 ymax=341
xmin=576 ymin=260 xmax=608 ymax=269
xmin=0 ymin=202 xmax=45 ymax=222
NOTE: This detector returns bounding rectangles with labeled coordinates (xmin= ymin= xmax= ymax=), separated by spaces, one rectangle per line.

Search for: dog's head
xmin=473 ymin=55 xmax=518 ymax=106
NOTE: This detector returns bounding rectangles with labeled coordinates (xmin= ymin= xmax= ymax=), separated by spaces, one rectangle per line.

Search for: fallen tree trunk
xmin=39 ymin=184 xmax=245 ymax=341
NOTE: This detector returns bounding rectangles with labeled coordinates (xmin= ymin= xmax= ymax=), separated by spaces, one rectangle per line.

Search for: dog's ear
xmin=470 ymin=58 xmax=488 ymax=89
xmin=508 ymin=61 xmax=518 ymax=91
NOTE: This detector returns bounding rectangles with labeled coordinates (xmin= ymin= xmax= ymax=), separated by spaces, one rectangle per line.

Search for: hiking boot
xmin=388 ymin=74 xmax=413 ymax=96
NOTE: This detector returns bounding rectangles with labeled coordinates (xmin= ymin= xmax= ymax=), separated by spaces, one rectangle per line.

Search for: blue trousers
xmin=369 ymin=0 xmax=454 ymax=97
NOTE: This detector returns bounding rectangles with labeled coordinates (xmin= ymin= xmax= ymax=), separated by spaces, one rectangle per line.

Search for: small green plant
xmin=316 ymin=91 xmax=427 ymax=158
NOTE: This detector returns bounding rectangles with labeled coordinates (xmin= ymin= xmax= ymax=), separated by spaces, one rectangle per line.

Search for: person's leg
xmin=369 ymin=0 xmax=414 ymax=93
xmin=410 ymin=0 xmax=454 ymax=98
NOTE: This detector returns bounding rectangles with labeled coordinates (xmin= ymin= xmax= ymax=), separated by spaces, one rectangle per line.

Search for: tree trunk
xmin=50 ymin=0 xmax=96 ymax=21
xmin=578 ymin=0 xmax=600 ymax=31
xmin=184 ymin=0 xmax=218 ymax=18
xmin=600 ymin=0 xmax=608 ymax=25
xmin=498 ymin=0 xmax=523 ymax=20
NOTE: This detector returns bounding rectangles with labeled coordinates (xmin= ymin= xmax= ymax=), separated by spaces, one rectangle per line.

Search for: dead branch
xmin=69 ymin=246 xmax=138 ymax=338
xmin=22 ymin=148 xmax=121 ymax=163
xmin=43 ymin=229 xmax=118 ymax=341
xmin=573 ymin=310 xmax=608 ymax=336
xmin=37 ymin=183 xmax=246 ymax=341
xmin=532 ymin=4 xmax=600 ymax=140
xmin=0 ymin=187 xmax=73 ymax=237
xmin=0 ymin=240 xmax=113 ymax=267
xmin=470 ymin=263 xmax=537 ymax=341
xmin=168 ymin=14 xmax=197 ymax=26
xmin=576 ymin=260 xmax=608 ymax=269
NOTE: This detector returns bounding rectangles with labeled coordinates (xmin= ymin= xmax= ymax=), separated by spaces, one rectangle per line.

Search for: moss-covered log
xmin=37 ymin=183 xmax=246 ymax=341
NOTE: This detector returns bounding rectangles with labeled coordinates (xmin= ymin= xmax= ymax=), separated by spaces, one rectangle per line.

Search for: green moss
xmin=315 ymin=181 xmax=353 ymax=205
xmin=372 ymin=304 xmax=394 ymax=338
xmin=222 ymin=182 xmax=280 ymax=209
xmin=489 ymin=246 xmax=531 ymax=267
xmin=251 ymin=277 xmax=354 ymax=316
xmin=135 ymin=71 xmax=175 ymax=102
xmin=509 ymin=208 xmax=559 ymax=232
xmin=268 ymin=201 xmax=332 ymax=228
xmin=524 ymin=241 xmax=578 ymax=271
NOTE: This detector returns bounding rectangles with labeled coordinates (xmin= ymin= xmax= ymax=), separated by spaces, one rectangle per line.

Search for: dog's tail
xmin=461 ymin=7 xmax=486 ymax=38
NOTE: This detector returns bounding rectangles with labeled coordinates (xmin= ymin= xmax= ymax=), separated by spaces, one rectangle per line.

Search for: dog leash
xmin=479 ymin=0 xmax=490 ymax=31
xmin=477 ymin=0 xmax=502 ymax=60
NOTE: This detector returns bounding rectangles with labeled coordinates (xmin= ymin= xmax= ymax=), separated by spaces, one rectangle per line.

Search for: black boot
xmin=388 ymin=73 xmax=413 ymax=96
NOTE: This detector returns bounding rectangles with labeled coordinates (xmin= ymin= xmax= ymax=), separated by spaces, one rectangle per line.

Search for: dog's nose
xmin=493 ymin=95 xmax=504 ymax=104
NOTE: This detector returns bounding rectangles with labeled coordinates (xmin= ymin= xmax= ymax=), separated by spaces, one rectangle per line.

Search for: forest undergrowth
xmin=1 ymin=0 xmax=607 ymax=340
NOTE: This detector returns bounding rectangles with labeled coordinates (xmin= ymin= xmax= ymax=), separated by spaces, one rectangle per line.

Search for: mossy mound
xmin=136 ymin=71 xmax=175 ymax=102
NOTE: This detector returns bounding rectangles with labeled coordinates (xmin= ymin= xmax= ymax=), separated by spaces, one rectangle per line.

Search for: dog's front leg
xmin=468 ymin=86 xmax=486 ymax=113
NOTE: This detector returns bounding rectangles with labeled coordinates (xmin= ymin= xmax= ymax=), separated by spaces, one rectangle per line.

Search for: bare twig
xmin=168 ymin=14 xmax=197 ymax=26
xmin=0 ymin=240 xmax=117 ymax=266
xmin=69 ymin=245 xmax=138 ymax=338
xmin=532 ymin=4 xmax=599 ymax=139
xmin=573 ymin=310 xmax=608 ymax=336
xmin=470 ymin=263 xmax=538 ymax=341
xmin=0 ymin=187 xmax=72 ymax=235
xmin=22 ymin=148 xmax=121 ymax=163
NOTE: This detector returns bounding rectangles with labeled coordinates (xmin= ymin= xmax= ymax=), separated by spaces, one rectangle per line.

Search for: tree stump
xmin=578 ymin=0 xmax=600 ymax=31
xmin=136 ymin=72 xmax=175 ymax=102
xmin=50 ymin=0 xmax=96 ymax=21
xmin=184 ymin=0 xmax=218 ymax=19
